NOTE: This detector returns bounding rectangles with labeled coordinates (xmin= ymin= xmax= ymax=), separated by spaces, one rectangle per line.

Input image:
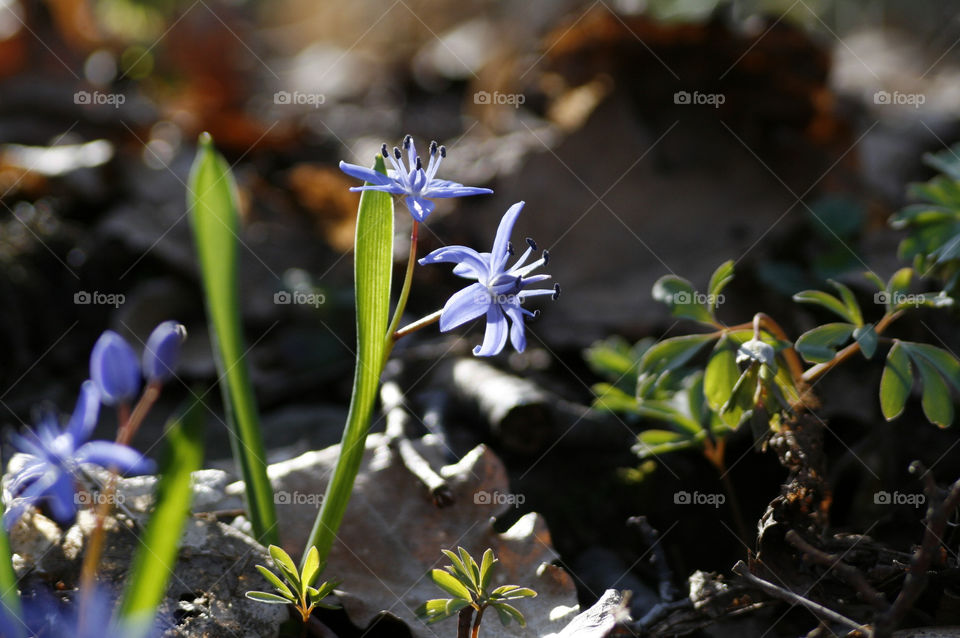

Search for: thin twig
xmin=627 ymin=516 xmax=679 ymax=602
xmin=732 ymin=561 xmax=869 ymax=634
xmin=874 ymin=463 xmax=960 ymax=638
xmin=380 ymin=381 xmax=453 ymax=507
xmin=785 ymin=530 xmax=886 ymax=610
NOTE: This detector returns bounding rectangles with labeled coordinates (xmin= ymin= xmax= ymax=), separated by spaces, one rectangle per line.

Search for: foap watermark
xmin=474 ymin=490 xmax=525 ymax=508
xmin=275 ymin=490 xmax=324 ymax=506
xmin=75 ymin=491 xmax=125 ymax=506
xmin=874 ymin=90 xmax=925 ymax=109
xmin=874 ymin=490 xmax=925 ymax=507
xmin=474 ymin=90 xmax=525 ymax=108
xmin=74 ymin=291 xmax=125 ymax=308
xmin=670 ymin=291 xmax=724 ymax=306
xmin=674 ymin=490 xmax=725 ymax=508
xmin=674 ymin=90 xmax=725 ymax=108
xmin=274 ymin=90 xmax=326 ymax=108
xmin=274 ymin=290 xmax=326 ymax=307
xmin=74 ymin=90 xmax=125 ymax=108
xmin=873 ymin=291 xmax=952 ymax=309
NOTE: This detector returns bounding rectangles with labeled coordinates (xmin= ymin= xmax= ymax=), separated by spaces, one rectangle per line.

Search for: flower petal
xmin=90 ymin=331 xmax=141 ymax=406
xmin=404 ymin=196 xmax=435 ymax=222
xmin=504 ymin=304 xmax=527 ymax=353
xmin=419 ymin=245 xmax=489 ymax=279
xmin=46 ymin=473 xmax=77 ymax=522
xmin=338 ymin=161 xmax=395 ymax=186
xmin=473 ymin=305 xmax=509 ymax=357
xmin=142 ymin=321 xmax=187 ymax=383
xmin=66 ymin=380 xmax=101 ymax=443
xmin=348 ymin=184 xmax=406 ymax=195
xmin=424 ymin=181 xmax=494 ymax=198
xmin=76 ymin=442 xmax=155 ymax=475
xmin=439 ymin=283 xmax=489 ymax=331
xmin=452 ymin=252 xmax=492 ymax=278
xmin=491 ymin=202 xmax=525 ymax=268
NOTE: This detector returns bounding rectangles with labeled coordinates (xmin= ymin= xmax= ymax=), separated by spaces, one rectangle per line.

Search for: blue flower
xmin=339 ymin=135 xmax=493 ymax=222
xmin=419 ymin=201 xmax=558 ymax=356
xmin=142 ymin=321 xmax=187 ymax=384
xmin=3 ymin=381 xmax=155 ymax=530
xmin=90 ymin=331 xmax=141 ymax=406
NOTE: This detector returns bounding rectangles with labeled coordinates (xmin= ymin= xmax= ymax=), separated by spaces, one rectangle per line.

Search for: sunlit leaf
xmin=795 ymin=322 xmax=854 ymax=364
xmin=880 ymin=341 xmax=912 ymax=421
xmin=652 ymin=275 xmax=713 ymax=323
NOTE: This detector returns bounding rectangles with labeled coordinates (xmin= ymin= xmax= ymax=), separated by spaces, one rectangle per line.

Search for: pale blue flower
xmin=339 ymin=135 xmax=492 ymax=222
xmin=142 ymin=321 xmax=187 ymax=383
xmin=419 ymin=201 xmax=558 ymax=356
xmin=90 ymin=331 xmax=140 ymax=405
xmin=3 ymin=381 xmax=154 ymax=530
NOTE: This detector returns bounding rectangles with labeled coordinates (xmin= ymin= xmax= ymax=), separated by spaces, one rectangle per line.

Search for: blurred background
xmin=2 ymin=0 xmax=960 ymax=623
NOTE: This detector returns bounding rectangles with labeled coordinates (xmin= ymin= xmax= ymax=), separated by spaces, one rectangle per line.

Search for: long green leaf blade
xmin=187 ymin=133 xmax=277 ymax=544
xmin=0 ymin=500 xmax=23 ymax=638
xmin=117 ymin=398 xmax=205 ymax=634
xmin=304 ymin=155 xmax=393 ymax=568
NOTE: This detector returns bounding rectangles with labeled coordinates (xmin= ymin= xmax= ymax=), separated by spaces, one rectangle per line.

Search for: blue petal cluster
xmin=3 ymin=382 xmax=154 ymax=530
xmin=339 ymin=135 xmax=492 ymax=222
xmin=419 ymin=202 xmax=558 ymax=356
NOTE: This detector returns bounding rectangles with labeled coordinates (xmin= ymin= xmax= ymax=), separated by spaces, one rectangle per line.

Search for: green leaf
xmin=0 ymin=500 xmax=23 ymax=638
xmin=639 ymin=334 xmax=716 ymax=376
xmin=652 ymin=276 xmax=713 ymax=323
xmin=430 ymin=569 xmax=474 ymax=600
xmin=268 ymin=545 xmax=301 ymax=591
xmin=118 ymin=397 xmax=205 ymax=633
xmin=584 ymin=337 xmax=639 ymax=383
xmin=795 ymin=323 xmax=854 ymax=364
xmin=633 ymin=429 xmax=701 ymax=458
xmin=255 ymin=565 xmax=295 ymax=600
xmin=592 ymin=383 xmax=638 ymax=413
xmin=707 ymin=260 xmax=735 ymax=311
xmin=304 ymin=155 xmax=394 ymax=569
xmin=863 ymin=271 xmax=886 ymax=292
xmin=793 ymin=289 xmax=856 ymax=324
xmin=914 ymin=355 xmax=954 ymax=427
xmin=880 ymin=341 xmax=912 ymax=421
xmin=188 ymin=134 xmax=277 ymax=545
xmin=457 ymin=547 xmax=481 ymax=587
xmin=907 ymin=343 xmax=960 ymax=392
xmin=633 ymin=402 xmax=701 ymax=434
xmin=829 ymin=280 xmax=863 ymax=327
xmin=492 ymin=602 xmax=527 ymax=627
xmin=491 ymin=586 xmax=537 ymax=600
xmin=301 ymin=546 xmax=320 ymax=591
xmin=415 ymin=598 xmax=470 ymax=623
xmin=888 ymin=267 xmax=913 ymax=300
xmin=479 ymin=549 xmax=496 ymax=593
xmin=440 ymin=549 xmax=478 ymax=594
xmin=853 ymin=324 xmax=878 ymax=359
xmin=245 ymin=591 xmax=293 ymax=605
xmin=704 ymin=339 xmax=740 ymax=411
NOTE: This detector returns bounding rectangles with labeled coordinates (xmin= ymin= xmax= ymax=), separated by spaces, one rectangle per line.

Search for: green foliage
xmin=118 ymin=398 xmax=205 ymax=636
xmin=892 ymin=143 xmax=960 ymax=289
xmin=0 ymin=500 xmax=23 ymax=638
xmin=188 ymin=133 xmax=277 ymax=545
xmin=415 ymin=547 xmax=536 ymax=631
xmin=246 ymin=545 xmax=339 ymax=623
xmin=304 ymin=154 xmax=394 ymax=570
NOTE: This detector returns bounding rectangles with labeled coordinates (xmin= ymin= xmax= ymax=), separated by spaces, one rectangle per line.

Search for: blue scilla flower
xmin=3 ymin=381 xmax=155 ymax=530
xmin=419 ymin=201 xmax=559 ymax=356
xmin=142 ymin=321 xmax=187 ymax=384
xmin=339 ymin=135 xmax=493 ymax=222
xmin=1 ymin=587 xmax=155 ymax=638
xmin=90 ymin=331 xmax=141 ymax=406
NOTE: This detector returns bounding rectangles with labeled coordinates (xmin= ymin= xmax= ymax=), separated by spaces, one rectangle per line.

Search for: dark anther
xmin=439 ymin=145 xmax=447 ymax=158
xmin=526 ymin=237 xmax=537 ymax=251
xmin=507 ymin=241 xmax=515 ymax=256
xmin=430 ymin=141 xmax=438 ymax=155
xmin=542 ymin=250 xmax=550 ymax=265
xmin=393 ymin=147 xmax=402 ymax=159
xmin=381 ymin=143 xmax=389 ymax=158
xmin=532 ymin=309 xmax=542 ymax=320
xmin=403 ymin=134 xmax=412 ymax=148
xmin=416 ymin=157 xmax=422 ymax=171
xmin=552 ymin=283 xmax=561 ymax=300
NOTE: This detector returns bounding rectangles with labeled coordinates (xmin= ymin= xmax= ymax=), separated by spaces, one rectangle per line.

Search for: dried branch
xmin=732 ymin=561 xmax=868 ymax=634
xmin=874 ymin=463 xmax=960 ymax=638
xmin=785 ymin=530 xmax=886 ymax=610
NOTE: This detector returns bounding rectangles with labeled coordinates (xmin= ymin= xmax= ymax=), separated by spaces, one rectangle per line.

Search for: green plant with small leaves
xmin=588 ymin=147 xmax=960 ymax=477
xmin=245 ymin=545 xmax=339 ymax=624
xmin=415 ymin=547 xmax=537 ymax=638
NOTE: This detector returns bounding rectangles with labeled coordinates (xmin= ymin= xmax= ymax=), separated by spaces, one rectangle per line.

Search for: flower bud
xmin=142 ymin=321 xmax=187 ymax=383
xmin=90 ymin=331 xmax=141 ymax=405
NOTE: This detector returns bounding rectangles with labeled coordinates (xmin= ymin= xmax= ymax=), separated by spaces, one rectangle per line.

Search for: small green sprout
xmin=416 ymin=547 xmax=537 ymax=638
xmin=245 ymin=545 xmax=339 ymax=623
